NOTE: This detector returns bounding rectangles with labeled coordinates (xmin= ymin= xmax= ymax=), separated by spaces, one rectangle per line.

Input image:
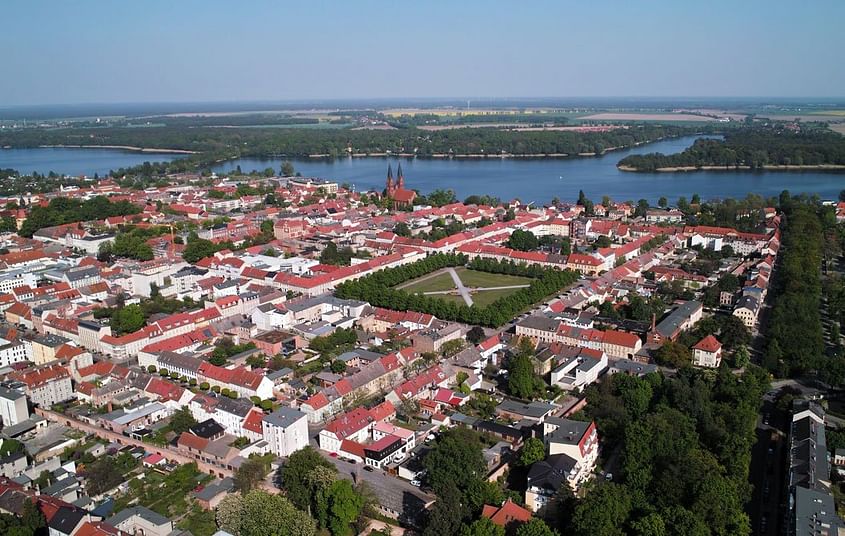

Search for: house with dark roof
xmin=107 ymin=505 xmax=173 ymax=536
xmin=648 ymin=300 xmax=703 ymax=343
xmin=48 ymin=505 xmax=88 ymax=536
xmin=786 ymin=401 xmax=845 ymax=535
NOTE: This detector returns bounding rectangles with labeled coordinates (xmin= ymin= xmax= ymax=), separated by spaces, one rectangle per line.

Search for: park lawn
xmin=470 ymin=287 xmax=523 ymax=308
xmin=436 ymin=293 xmax=471 ymax=306
xmin=398 ymin=271 xmax=457 ymax=293
xmin=454 ymin=267 xmax=533 ymax=288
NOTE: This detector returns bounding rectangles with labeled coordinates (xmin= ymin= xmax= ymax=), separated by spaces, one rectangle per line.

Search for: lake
xmin=2 ymin=138 xmax=844 ymax=204
xmin=215 ymin=136 xmax=845 ymax=203
xmin=0 ymin=147 xmax=182 ymax=177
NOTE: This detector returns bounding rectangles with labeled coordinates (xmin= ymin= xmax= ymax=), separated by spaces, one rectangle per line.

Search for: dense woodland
xmin=334 ymin=254 xmax=579 ymax=327
xmin=619 ymin=128 xmax=845 ymax=171
xmin=571 ymin=366 xmax=770 ymax=536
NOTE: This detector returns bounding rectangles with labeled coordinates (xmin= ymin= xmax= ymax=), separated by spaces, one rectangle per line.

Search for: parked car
xmin=410 ymin=479 xmax=421 ymax=487
xmin=363 ymin=465 xmax=374 ymax=472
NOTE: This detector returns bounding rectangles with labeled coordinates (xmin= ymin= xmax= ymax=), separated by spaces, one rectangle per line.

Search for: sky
xmin=2 ymin=0 xmax=844 ymax=105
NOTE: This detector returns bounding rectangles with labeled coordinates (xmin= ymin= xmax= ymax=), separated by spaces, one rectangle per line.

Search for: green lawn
xmin=431 ymin=287 xmax=523 ymax=308
xmin=470 ymin=288 xmax=523 ymax=307
xmin=397 ymin=271 xmax=456 ymax=293
xmin=453 ymin=267 xmax=532 ymax=288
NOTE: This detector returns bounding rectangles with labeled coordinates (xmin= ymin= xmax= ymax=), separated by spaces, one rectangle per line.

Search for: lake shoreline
xmin=303 ymin=142 xmax=655 ymax=160
xmin=617 ymin=163 xmax=845 ymax=173
xmin=36 ymin=144 xmax=198 ymax=155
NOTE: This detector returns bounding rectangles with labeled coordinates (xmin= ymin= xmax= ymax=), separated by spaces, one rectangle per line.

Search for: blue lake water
xmin=0 ymin=147 xmax=182 ymax=177
xmin=216 ymin=136 xmax=845 ymax=204
xmin=2 ymin=138 xmax=844 ymax=204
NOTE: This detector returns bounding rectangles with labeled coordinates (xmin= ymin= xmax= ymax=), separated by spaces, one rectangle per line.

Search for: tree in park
xmin=466 ymin=326 xmax=487 ymax=345
xmin=277 ymin=446 xmax=337 ymax=511
xmin=517 ymin=437 xmax=546 ymax=467
xmin=170 ymin=406 xmax=197 ymax=435
xmin=281 ymin=161 xmax=295 ymax=176
xmin=658 ymin=196 xmax=668 ymax=208
xmin=460 ymin=517 xmax=505 ymax=536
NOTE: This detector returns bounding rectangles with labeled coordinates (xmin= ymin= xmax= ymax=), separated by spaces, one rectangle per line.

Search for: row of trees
xmin=334 ymin=254 xmax=578 ymax=327
xmin=765 ymin=202 xmax=825 ymax=377
xmin=766 ymin=198 xmax=845 ymax=385
xmin=619 ymin=127 xmax=845 ymax=171
xmin=570 ymin=366 xmax=769 ymax=535
xmin=18 ymin=195 xmax=142 ymax=237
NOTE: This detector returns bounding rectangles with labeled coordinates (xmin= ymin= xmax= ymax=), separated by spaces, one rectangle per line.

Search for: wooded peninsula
xmin=618 ymin=127 xmax=845 ymax=172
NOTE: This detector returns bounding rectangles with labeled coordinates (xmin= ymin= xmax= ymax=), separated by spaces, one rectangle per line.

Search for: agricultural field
xmin=829 ymin=123 xmax=845 ymax=135
xmin=579 ymin=112 xmax=722 ymax=122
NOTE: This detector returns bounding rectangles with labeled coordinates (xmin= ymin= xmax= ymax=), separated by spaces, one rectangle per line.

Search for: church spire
xmin=396 ymin=163 xmax=405 ymax=190
xmin=386 ymin=164 xmax=394 ymax=196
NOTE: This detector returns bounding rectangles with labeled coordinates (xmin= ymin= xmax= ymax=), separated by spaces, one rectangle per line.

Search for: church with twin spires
xmin=385 ymin=163 xmax=416 ymax=208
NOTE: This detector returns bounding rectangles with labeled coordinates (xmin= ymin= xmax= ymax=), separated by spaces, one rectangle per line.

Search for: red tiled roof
xmin=324 ymin=407 xmax=373 ymax=440
xmin=340 ymin=439 xmax=366 ymax=458
xmin=481 ymin=499 xmax=532 ymax=527
xmin=11 ymin=364 xmax=70 ymax=388
xmin=303 ymin=392 xmax=329 ymax=410
xmin=693 ymin=334 xmax=722 ymax=353
xmin=178 ymin=432 xmax=208 ymax=451
xmin=242 ymin=408 xmax=265 ymax=434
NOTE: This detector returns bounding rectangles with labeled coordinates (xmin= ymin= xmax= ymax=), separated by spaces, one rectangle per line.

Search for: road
xmin=318 ymin=450 xmax=434 ymax=526
xmin=747 ymin=386 xmax=790 ymax=536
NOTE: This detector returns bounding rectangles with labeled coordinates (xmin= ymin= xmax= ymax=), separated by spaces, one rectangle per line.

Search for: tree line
xmin=619 ymin=127 xmax=845 ymax=171
xmin=334 ymin=254 xmax=579 ymax=327
xmin=0 ymin=123 xmax=697 ymax=166
xmin=765 ymin=197 xmax=845 ymax=385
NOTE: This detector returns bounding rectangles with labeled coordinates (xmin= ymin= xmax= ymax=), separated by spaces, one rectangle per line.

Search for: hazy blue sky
xmin=3 ymin=0 xmax=843 ymax=105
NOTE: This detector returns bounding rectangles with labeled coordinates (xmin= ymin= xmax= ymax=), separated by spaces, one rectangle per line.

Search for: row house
xmin=189 ymin=394 xmax=265 ymax=442
xmin=196 ymin=362 xmax=274 ymax=399
xmin=9 ymin=364 xmax=74 ymax=408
